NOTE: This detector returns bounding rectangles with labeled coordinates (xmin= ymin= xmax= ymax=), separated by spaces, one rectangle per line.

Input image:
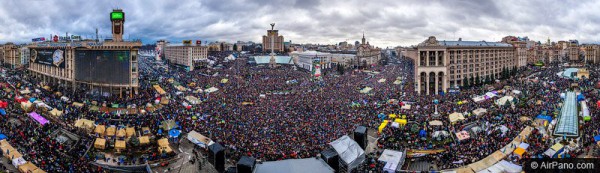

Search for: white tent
xmin=330 ymin=135 xmax=365 ymax=172
xmin=205 ymin=87 xmax=219 ymax=93
xmin=360 ymin=87 xmax=373 ymax=94
xmin=495 ymin=96 xmax=514 ymax=106
xmin=12 ymin=157 xmax=26 ymax=167
xmin=512 ymin=90 xmax=521 ymax=95
xmin=185 ymin=96 xmax=201 ymax=105
xmin=472 ymin=108 xmax=487 ymax=116
xmin=429 ymin=120 xmax=443 ymax=126
xmin=449 ymin=112 xmax=465 ymax=123
xmin=378 ymin=79 xmax=387 ymax=83
xmin=432 ymin=131 xmax=450 ymax=138
xmin=187 ymin=130 xmax=214 ymax=148
xmin=378 ymin=149 xmax=406 ymax=173
xmin=472 ymin=95 xmax=486 ymax=102
xmin=60 ymin=96 xmax=69 ymax=102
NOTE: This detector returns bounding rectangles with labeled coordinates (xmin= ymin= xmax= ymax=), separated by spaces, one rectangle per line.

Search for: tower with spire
xmin=361 ymin=32 xmax=366 ymax=45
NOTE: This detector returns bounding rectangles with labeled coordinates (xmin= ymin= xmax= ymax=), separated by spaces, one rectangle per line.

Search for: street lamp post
xmin=433 ymin=99 xmax=440 ymax=116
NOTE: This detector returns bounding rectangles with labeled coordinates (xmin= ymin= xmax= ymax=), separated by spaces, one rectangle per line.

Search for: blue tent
xmin=377 ymin=113 xmax=386 ymax=120
xmin=0 ymin=109 xmax=6 ymax=116
xmin=169 ymin=129 xmax=181 ymax=138
xmin=419 ymin=129 xmax=427 ymax=138
xmin=29 ymin=98 xmax=36 ymax=103
xmin=577 ymin=94 xmax=585 ymax=101
xmin=594 ymin=135 xmax=600 ymax=142
xmin=0 ymin=134 xmax=6 ymax=140
xmin=157 ymin=129 xmax=163 ymax=135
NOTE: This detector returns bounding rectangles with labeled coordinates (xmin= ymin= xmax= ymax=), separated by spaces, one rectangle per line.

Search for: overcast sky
xmin=1 ymin=0 xmax=599 ymax=47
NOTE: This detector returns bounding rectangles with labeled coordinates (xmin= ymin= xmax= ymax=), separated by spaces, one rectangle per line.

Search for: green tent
xmin=584 ymin=116 xmax=591 ymax=121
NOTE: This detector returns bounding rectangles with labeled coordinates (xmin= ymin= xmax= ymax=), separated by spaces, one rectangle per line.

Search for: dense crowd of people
xmin=0 ymin=51 xmax=599 ymax=172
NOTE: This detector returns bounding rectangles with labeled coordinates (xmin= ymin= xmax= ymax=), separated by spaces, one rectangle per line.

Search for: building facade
xmin=356 ymin=34 xmax=381 ymax=68
xmin=27 ymin=9 xmax=141 ymax=98
xmin=20 ymin=46 xmax=31 ymax=67
xmin=156 ymin=40 xmax=167 ymax=61
xmin=584 ymin=45 xmax=600 ymax=64
xmin=164 ymin=44 xmax=208 ymax=71
xmin=2 ymin=43 xmax=21 ymax=68
xmin=408 ymin=36 xmax=517 ymax=95
xmin=291 ymin=51 xmax=355 ymax=71
xmin=262 ymin=29 xmax=284 ymax=53
xmin=568 ymin=43 xmax=580 ymax=61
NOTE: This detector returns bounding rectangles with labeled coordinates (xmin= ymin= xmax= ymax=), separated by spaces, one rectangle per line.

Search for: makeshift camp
xmin=401 ymin=104 xmax=411 ymax=110
xmin=449 ymin=112 xmax=465 ymax=123
xmin=544 ymin=143 xmax=564 ymax=158
xmin=139 ymin=136 xmax=150 ymax=145
xmin=378 ymin=149 xmax=406 ymax=173
xmin=94 ymin=138 xmax=106 ymax=149
xmin=185 ymin=96 xmax=201 ymax=105
xmin=378 ymin=78 xmax=386 ymax=83
xmin=72 ymin=102 xmax=84 ymax=107
xmin=432 ymin=131 xmax=450 ymax=138
xmin=472 ymin=108 xmax=487 ymax=116
xmin=495 ymin=96 xmax=514 ymax=106
xmin=187 ymin=130 xmax=214 ymax=148
xmin=106 ymin=126 xmax=116 ymax=137
xmin=20 ymin=101 xmax=33 ymax=112
xmin=28 ymin=112 xmax=49 ymax=125
xmin=142 ymin=127 xmax=150 ymax=135
xmin=378 ymin=120 xmax=389 ymax=133
xmin=115 ymin=140 xmax=126 ymax=151
xmin=329 ymin=135 xmax=365 ymax=172
xmin=205 ymin=87 xmax=219 ymax=93
xmin=455 ymin=131 xmax=470 ymax=141
xmin=429 ymin=120 xmax=443 ymax=126
xmin=18 ymin=162 xmax=45 ymax=173
xmin=394 ymin=119 xmax=407 ymax=126
xmin=161 ymin=120 xmax=179 ymax=131
xmin=393 ymin=80 xmax=402 ymax=85
xmin=74 ymin=119 xmax=95 ymax=130
xmin=12 ymin=157 xmax=26 ymax=167
xmin=153 ymin=85 xmax=167 ymax=95
xmin=360 ymin=87 xmax=373 ymax=94
xmin=158 ymin=138 xmax=173 ymax=153
xmin=220 ymin=78 xmax=229 ymax=83
xmin=116 ymin=128 xmax=126 ymax=138
xmin=160 ymin=97 xmax=169 ymax=105
xmin=49 ymin=108 xmax=63 ymax=117
xmin=95 ymin=125 xmax=106 ymax=136
xmin=126 ymin=127 xmax=135 ymax=138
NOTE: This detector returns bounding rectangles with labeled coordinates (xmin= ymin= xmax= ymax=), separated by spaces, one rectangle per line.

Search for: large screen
xmin=75 ymin=50 xmax=131 ymax=84
xmin=30 ymin=49 xmax=66 ymax=68
xmin=111 ymin=12 xmax=124 ymax=20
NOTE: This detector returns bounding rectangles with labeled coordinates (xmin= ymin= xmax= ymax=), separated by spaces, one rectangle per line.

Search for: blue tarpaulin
xmin=594 ymin=135 xmax=600 ymax=142
xmin=169 ymin=129 xmax=181 ymax=138
xmin=0 ymin=109 xmax=5 ymax=115
xmin=158 ymin=129 xmax=163 ymax=135
xmin=0 ymin=134 xmax=6 ymax=140
xmin=29 ymin=98 xmax=36 ymax=102
xmin=536 ymin=115 xmax=552 ymax=122
xmin=377 ymin=113 xmax=386 ymax=120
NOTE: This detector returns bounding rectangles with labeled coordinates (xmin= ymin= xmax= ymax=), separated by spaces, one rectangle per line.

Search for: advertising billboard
xmin=30 ymin=49 xmax=66 ymax=68
xmin=74 ymin=50 xmax=131 ymax=85
xmin=31 ymin=37 xmax=46 ymax=42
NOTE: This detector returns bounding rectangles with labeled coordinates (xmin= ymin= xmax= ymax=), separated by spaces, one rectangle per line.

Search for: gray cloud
xmin=0 ymin=0 xmax=599 ymax=47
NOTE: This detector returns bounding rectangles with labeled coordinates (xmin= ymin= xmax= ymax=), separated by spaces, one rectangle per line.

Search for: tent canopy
xmin=449 ymin=112 xmax=465 ymax=123
xmin=254 ymin=158 xmax=334 ymax=173
xmin=187 ymin=130 xmax=213 ymax=148
xmin=329 ymin=135 xmax=365 ymax=169
xmin=429 ymin=120 xmax=443 ymax=126
xmin=378 ymin=149 xmax=406 ymax=173
xmin=472 ymin=108 xmax=487 ymax=116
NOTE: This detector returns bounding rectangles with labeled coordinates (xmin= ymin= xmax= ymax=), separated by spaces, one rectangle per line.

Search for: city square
xmin=1 ymin=1 xmax=600 ymax=173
